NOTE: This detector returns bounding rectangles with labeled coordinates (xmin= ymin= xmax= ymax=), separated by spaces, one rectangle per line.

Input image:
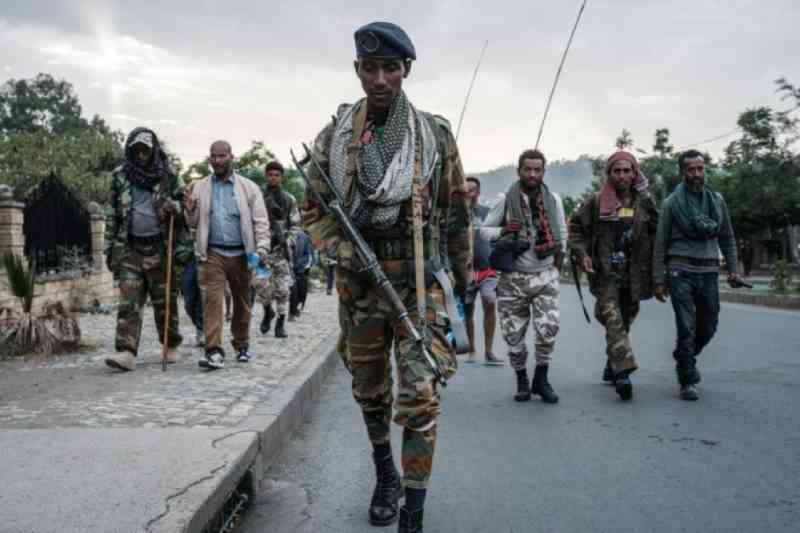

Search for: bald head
xmin=210 ymin=140 xmax=234 ymax=179
xmin=210 ymin=140 xmax=232 ymax=155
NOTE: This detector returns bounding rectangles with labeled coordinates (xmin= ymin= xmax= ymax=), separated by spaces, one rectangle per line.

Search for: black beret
xmin=354 ymin=21 xmax=416 ymax=60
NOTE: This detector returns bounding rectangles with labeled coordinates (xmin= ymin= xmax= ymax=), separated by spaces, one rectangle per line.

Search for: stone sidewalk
xmin=0 ymin=289 xmax=340 ymax=532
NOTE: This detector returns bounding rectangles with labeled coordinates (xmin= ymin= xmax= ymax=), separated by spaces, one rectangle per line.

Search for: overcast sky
xmin=1 ymin=1 xmax=798 ymax=173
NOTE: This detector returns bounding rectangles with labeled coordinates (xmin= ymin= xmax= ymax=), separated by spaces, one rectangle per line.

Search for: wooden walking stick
xmin=161 ymin=213 xmax=175 ymax=371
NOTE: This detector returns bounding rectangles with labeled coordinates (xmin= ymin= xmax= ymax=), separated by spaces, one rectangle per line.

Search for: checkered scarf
xmin=329 ymin=92 xmax=437 ymax=229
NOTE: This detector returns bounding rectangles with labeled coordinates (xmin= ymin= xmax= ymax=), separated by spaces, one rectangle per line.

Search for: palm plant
xmin=3 ymin=252 xmax=35 ymax=313
xmin=0 ymin=252 xmax=80 ymax=357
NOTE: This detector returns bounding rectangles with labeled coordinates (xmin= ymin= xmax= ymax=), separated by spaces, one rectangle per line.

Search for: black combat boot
xmin=369 ymin=448 xmax=402 ymax=526
xmin=614 ymin=369 xmax=633 ymax=401
xmin=514 ymin=369 xmax=531 ymax=402
xmin=260 ymin=304 xmax=274 ymax=335
xmin=531 ymin=364 xmax=559 ymax=404
xmin=274 ymin=314 xmax=287 ymax=338
xmin=676 ymin=364 xmax=700 ymax=401
xmin=602 ymin=360 xmax=614 ymax=383
xmin=397 ymin=507 xmax=424 ymax=533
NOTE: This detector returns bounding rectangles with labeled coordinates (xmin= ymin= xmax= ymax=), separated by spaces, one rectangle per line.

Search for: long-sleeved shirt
xmin=653 ymin=190 xmax=738 ymax=285
xmin=208 ymin=174 xmax=245 ymax=257
xmin=480 ymin=189 xmax=567 ymax=274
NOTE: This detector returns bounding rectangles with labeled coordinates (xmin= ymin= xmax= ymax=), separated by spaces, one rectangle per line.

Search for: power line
xmin=455 ymin=40 xmax=489 ymax=143
xmin=675 ymin=105 xmax=799 ymax=151
xmin=534 ymin=0 xmax=588 ymax=150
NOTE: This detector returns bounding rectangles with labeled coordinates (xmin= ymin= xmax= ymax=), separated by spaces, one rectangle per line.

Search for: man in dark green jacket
xmin=570 ymin=151 xmax=659 ymax=400
xmin=653 ymin=149 xmax=742 ymax=401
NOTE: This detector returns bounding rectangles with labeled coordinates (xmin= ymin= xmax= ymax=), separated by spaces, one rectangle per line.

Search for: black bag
xmin=489 ymin=231 xmax=529 ymax=272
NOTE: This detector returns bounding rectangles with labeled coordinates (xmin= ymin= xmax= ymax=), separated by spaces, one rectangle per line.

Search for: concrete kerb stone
xmin=151 ymin=431 xmax=261 ymax=533
xmin=175 ymin=333 xmax=340 ymax=532
xmin=560 ymin=276 xmax=800 ymax=311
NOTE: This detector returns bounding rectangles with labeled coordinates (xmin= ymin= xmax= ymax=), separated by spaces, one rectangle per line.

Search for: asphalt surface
xmin=239 ymin=287 xmax=800 ymax=533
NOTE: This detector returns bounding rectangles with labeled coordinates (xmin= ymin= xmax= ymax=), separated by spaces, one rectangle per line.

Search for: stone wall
xmin=0 ymin=185 xmax=117 ymax=314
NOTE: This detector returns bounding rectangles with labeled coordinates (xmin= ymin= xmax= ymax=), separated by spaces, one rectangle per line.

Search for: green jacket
xmin=569 ymin=191 xmax=660 ymax=301
xmin=652 ymin=188 xmax=738 ymax=285
xmin=104 ymin=166 xmax=192 ymax=275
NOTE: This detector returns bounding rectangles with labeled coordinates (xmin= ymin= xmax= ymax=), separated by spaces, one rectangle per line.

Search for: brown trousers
xmin=198 ymin=251 xmax=252 ymax=353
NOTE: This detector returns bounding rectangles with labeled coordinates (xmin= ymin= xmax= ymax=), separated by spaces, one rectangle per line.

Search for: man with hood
xmin=569 ymin=150 xmax=659 ymax=400
xmin=653 ymin=149 xmax=741 ymax=401
xmin=302 ymin=21 xmax=471 ymax=532
xmin=104 ymin=127 xmax=187 ymax=371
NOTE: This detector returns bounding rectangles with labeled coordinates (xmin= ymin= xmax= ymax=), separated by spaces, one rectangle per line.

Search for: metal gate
xmin=23 ymin=173 xmax=92 ymax=273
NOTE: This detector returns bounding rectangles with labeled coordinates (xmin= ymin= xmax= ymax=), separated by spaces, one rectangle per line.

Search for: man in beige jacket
xmin=185 ymin=140 xmax=270 ymax=369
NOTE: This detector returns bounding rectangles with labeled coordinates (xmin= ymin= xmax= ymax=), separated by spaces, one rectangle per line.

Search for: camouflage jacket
xmin=104 ymin=166 xmax=193 ymax=274
xmin=302 ymin=98 xmax=472 ymax=294
xmin=262 ymin=186 xmax=301 ymax=255
xmin=568 ymin=191 xmax=659 ymax=301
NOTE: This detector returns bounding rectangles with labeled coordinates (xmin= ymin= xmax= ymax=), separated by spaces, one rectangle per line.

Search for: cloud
xmin=1 ymin=0 xmax=799 ymax=173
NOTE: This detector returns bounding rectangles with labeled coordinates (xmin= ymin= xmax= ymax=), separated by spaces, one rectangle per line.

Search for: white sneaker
xmin=198 ymin=350 xmax=224 ymax=370
xmin=105 ymin=351 xmax=135 ymax=371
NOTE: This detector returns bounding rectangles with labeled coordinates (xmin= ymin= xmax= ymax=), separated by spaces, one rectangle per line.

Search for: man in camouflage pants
xmin=104 ymin=127 xmax=187 ymax=371
xmin=480 ymin=149 xmax=567 ymax=404
xmin=302 ymin=22 xmax=471 ymax=532
xmin=254 ymin=161 xmax=299 ymax=338
xmin=569 ymin=150 xmax=659 ymax=400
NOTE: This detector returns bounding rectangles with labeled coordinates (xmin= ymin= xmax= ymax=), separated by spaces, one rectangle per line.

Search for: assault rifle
xmin=291 ymin=143 xmax=447 ymax=387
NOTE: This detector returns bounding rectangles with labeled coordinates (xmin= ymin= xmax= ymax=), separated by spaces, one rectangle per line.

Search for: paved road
xmin=240 ymin=288 xmax=800 ymax=532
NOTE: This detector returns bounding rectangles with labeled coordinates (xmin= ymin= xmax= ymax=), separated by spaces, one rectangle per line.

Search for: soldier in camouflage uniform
xmin=104 ymin=127 xmax=187 ymax=371
xmin=254 ymin=161 xmax=300 ymax=338
xmin=569 ymin=150 xmax=659 ymax=400
xmin=480 ymin=149 xmax=567 ymax=404
xmin=302 ymin=22 xmax=471 ymax=532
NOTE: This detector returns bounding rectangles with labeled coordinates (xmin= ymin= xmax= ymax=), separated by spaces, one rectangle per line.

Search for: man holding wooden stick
xmin=104 ymin=127 xmax=186 ymax=371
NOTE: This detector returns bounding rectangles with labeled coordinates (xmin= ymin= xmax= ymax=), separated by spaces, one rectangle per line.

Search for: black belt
xmin=668 ymin=255 xmax=720 ymax=267
xmin=130 ymin=234 xmax=161 ymax=246
xmin=210 ymin=243 xmax=245 ymax=251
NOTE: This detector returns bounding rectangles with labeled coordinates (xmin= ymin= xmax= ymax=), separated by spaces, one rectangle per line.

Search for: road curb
xmin=178 ymin=334 xmax=340 ymax=533
xmin=559 ymin=277 xmax=800 ymax=311
xmin=718 ymin=289 xmax=800 ymax=310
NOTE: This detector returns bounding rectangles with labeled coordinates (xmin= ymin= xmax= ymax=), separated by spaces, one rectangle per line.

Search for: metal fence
xmin=23 ymin=173 xmax=92 ymax=273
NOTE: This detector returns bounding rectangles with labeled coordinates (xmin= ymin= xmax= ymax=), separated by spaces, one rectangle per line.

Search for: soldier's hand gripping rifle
xmin=291 ymin=143 xmax=447 ymax=387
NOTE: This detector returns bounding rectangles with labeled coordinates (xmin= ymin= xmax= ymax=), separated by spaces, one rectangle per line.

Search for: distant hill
xmin=470 ymin=155 xmax=594 ymax=207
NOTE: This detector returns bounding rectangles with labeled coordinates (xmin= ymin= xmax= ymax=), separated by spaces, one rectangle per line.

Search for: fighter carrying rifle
xmin=292 ymin=144 xmax=447 ymax=385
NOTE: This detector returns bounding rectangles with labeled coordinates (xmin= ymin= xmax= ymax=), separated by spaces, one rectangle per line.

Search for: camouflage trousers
xmin=253 ymin=251 xmax=293 ymax=315
xmin=115 ymin=246 xmax=182 ymax=355
xmin=336 ymin=264 xmax=457 ymax=490
xmin=594 ymin=284 xmax=639 ymax=374
xmin=497 ymin=267 xmax=560 ymax=370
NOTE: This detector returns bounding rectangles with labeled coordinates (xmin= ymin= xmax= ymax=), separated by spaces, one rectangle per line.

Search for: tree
xmin=714 ymin=79 xmax=800 ymax=250
xmin=641 ymin=128 xmax=680 ymax=205
xmin=561 ymin=195 xmax=578 ymax=218
xmin=615 ymin=129 xmax=634 ymax=150
xmin=0 ymin=73 xmax=112 ymax=138
xmin=0 ymin=74 xmax=122 ymax=203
